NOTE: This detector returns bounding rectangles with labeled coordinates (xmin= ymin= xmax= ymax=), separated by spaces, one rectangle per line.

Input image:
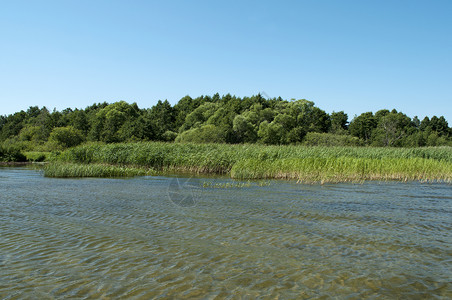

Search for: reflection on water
xmin=0 ymin=167 xmax=451 ymax=299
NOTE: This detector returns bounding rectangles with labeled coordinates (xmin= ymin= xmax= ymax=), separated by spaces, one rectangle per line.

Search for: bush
xmin=162 ymin=130 xmax=178 ymax=142
xmin=24 ymin=151 xmax=49 ymax=162
xmin=302 ymin=132 xmax=364 ymax=146
xmin=0 ymin=145 xmax=27 ymax=162
xmin=175 ymin=125 xmax=226 ymax=143
xmin=48 ymin=126 xmax=84 ymax=149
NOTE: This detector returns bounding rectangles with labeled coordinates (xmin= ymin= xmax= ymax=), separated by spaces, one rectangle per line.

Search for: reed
xmin=230 ymin=157 xmax=452 ymax=183
xmin=201 ymin=181 xmax=253 ymax=189
xmin=47 ymin=142 xmax=452 ymax=182
xmin=43 ymin=162 xmax=156 ymax=178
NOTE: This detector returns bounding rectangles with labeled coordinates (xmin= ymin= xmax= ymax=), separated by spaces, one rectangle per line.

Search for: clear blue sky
xmin=1 ymin=0 xmax=451 ymax=122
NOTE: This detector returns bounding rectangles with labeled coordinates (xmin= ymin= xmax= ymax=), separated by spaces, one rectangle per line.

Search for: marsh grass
xmin=43 ymin=162 xmax=156 ymax=178
xmin=200 ymin=180 xmax=271 ymax=189
xmin=47 ymin=142 xmax=452 ymax=182
xmin=230 ymin=157 xmax=452 ymax=183
xmin=201 ymin=181 xmax=253 ymax=189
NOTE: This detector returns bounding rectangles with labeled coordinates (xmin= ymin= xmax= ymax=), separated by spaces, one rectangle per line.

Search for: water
xmin=0 ymin=167 xmax=451 ymax=299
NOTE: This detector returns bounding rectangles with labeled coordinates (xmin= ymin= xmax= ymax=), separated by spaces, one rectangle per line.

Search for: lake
xmin=0 ymin=167 xmax=451 ymax=299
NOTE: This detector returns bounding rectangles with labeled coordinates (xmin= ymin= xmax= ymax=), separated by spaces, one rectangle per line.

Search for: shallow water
xmin=0 ymin=167 xmax=451 ymax=299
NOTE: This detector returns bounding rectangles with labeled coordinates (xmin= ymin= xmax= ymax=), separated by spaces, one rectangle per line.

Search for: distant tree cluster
xmin=0 ymin=93 xmax=451 ymax=151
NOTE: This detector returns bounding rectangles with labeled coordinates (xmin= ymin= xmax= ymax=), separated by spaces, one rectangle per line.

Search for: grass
xmin=200 ymin=180 xmax=271 ymax=188
xmin=44 ymin=142 xmax=452 ymax=182
xmin=231 ymin=157 xmax=452 ymax=183
xmin=43 ymin=162 xmax=156 ymax=178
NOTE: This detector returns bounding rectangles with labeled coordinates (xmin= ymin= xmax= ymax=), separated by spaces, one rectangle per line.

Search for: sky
xmin=1 ymin=0 xmax=451 ymax=122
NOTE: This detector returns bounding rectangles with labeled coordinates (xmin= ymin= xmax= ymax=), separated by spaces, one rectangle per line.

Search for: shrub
xmin=0 ymin=145 xmax=27 ymax=162
xmin=48 ymin=126 xmax=84 ymax=149
xmin=302 ymin=132 xmax=364 ymax=146
xmin=175 ymin=125 xmax=226 ymax=143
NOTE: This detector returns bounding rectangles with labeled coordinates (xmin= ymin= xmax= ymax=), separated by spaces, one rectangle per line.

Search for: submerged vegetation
xmin=43 ymin=142 xmax=452 ymax=183
xmin=200 ymin=180 xmax=271 ymax=188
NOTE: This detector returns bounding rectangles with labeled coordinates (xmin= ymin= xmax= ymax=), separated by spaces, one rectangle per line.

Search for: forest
xmin=1 ymin=93 xmax=451 ymax=160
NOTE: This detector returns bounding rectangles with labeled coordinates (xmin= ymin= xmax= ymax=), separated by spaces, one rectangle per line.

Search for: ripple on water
xmin=0 ymin=168 xmax=451 ymax=299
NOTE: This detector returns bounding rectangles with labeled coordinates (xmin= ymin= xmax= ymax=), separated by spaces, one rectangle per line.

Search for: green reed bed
xmin=46 ymin=142 xmax=452 ymax=182
xmin=230 ymin=157 xmax=452 ymax=183
xmin=43 ymin=162 xmax=156 ymax=178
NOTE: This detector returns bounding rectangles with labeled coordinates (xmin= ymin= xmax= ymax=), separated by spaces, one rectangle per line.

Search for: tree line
xmin=1 ymin=93 xmax=451 ymax=153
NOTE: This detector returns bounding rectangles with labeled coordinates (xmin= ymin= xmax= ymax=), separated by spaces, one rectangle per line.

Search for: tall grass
xmin=231 ymin=157 xmax=452 ymax=183
xmin=43 ymin=162 xmax=156 ymax=178
xmin=46 ymin=142 xmax=452 ymax=182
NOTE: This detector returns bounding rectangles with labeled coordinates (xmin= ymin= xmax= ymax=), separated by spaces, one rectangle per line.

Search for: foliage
xmin=175 ymin=124 xmax=226 ymax=143
xmin=330 ymin=111 xmax=349 ymax=133
xmin=302 ymin=132 xmax=364 ymax=146
xmin=0 ymin=94 xmax=450 ymax=148
xmin=0 ymin=145 xmax=26 ymax=162
xmin=48 ymin=126 xmax=85 ymax=149
xmin=24 ymin=151 xmax=49 ymax=162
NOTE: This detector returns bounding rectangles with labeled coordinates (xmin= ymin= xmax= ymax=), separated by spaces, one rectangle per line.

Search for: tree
xmin=330 ymin=111 xmax=348 ymax=133
xmin=273 ymin=114 xmax=296 ymax=131
xmin=372 ymin=111 xmax=412 ymax=146
xmin=68 ymin=110 xmax=89 ymax=134
xmin=349 ymin=112 xmax=377 ymax=142
xmin=173 ymin=95 xmax=194 ymax=129
xmin=176 ymin=124 xmax=226 ymax=143
xmin=419 ymin=117 xmax=431 ymax=131
xmin=18 ymin=125 xmax=48 ymax=144
xmin=412 ymin=116 xmax=421 ymax=128
xmin=90 ymin=101 xmax=141 ymax=142
xmin=309 ymin=107 xmax=331 ymax=132
xmin=233 ymin=115 xmax=257 ymax=143
xmin=0 ymin=111 xmax=27 ymax=141
xmin=148 ymin=100 xmax=175 ymax=140
xmin=48 ymin=126 xmax=84 ymax=149
xmin=257 ymin=121 xmax=284 ymax=145
xmin=179 ymin=102 xmax=218 ymax=132
xmin=430 ymin=116 xmax=449 ymax=136
xmin=286 ymin=127 xmax=306 ymax=144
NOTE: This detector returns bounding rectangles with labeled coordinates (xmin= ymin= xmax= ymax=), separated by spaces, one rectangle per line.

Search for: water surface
xmin=0 ymin=167 xmax=451 ymax=299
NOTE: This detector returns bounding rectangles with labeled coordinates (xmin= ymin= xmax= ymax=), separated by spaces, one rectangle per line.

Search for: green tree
xmin=233 ymin=115 xmax=257 ymax=143
xmin=176 ymin=124 xmax=226 ymax=143
xmin=273 ymin=114 xmax=296 ymax=131
xmin=173 ymin=95 xmax=194 ymax=129
xmin=257 ymin=121 xmax=284 ymax=145
xmin=372 ymin=111 xmax=412 ymax=146
xmin=179 ymin=102 xmax=218 ymax=132
xmin=330 ymin=111 xmax=348 ymax=133
xmin=286 ymin=127 xmax=306 ymax=144
xmin=148 ymin=100 xmax=175 ymax=140
xmin=0 ymin=111 xmax=27 ymax=141
xmin=430 ymin=116 xmax=449 ymax=136
xmin=90 ymin=101 xmax=140 ymax=142
xmin=349 ymin=112 xmax=377 ymax=142
xmin=68 ymin=110 xmax=89 ymax=134
xmin=48 ymin=126 xmax=84 ymax=149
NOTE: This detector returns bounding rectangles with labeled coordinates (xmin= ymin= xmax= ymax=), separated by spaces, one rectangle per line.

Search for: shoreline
xmin=42 ymin=160 xmax=452 ymax=184
xmin=0 ymin=162 xmax=31 ymax=166
xmin=27 ymin=142 xmax=452 ymax=183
